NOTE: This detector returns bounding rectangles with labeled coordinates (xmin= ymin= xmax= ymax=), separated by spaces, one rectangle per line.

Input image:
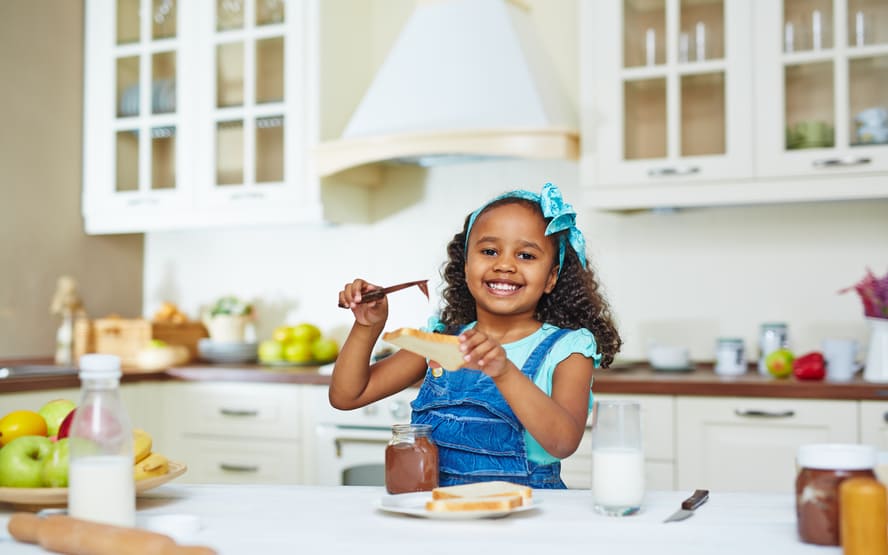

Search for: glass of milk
xmin=590 ymin=400 xmax=645 ymax=516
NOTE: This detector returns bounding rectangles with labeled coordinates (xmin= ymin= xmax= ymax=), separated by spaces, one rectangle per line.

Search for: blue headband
xmin=464 ymin=182 xmax=588 ymax=274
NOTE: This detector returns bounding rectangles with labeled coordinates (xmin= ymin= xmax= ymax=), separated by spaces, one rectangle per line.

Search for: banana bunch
xmin=133 ymin=428 xmax=170 ymax=481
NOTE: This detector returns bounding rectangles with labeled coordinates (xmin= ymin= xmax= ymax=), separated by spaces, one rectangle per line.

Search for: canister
xmin=714 ymin=338 xmax=746 ymax=376
xmin=758 ymin=322 xmax=789 ymax=376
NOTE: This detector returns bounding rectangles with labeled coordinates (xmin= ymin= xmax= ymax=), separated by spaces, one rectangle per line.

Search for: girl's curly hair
xmin=438 ymin=197 xmax=622 ymax=368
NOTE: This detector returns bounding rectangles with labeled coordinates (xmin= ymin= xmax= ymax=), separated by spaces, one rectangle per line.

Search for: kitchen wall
xmin=143 ymin=0 xmax=888 ymax=362
xmin=0 ymin=1 xmax=143 ymax=358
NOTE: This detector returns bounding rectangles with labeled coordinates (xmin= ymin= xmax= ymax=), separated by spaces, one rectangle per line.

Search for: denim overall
xmin=410 ymin=328 xmax=571 ymax=488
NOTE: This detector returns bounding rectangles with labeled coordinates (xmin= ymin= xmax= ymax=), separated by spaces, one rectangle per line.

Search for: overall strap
xmin=519 ymin=327 xmax=571 ymax=380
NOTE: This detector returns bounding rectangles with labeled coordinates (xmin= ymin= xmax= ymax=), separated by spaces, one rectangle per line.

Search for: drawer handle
xmin=882 ymin=411 xmax=888 ymax=423
xmin=219 ymin=408 xmax=259 ymax=417
xmin=734 ymin=409 xmax=795 ymax=418
xmin=219 ymin=463 xmax=260 ymax=473
xmin=647 ymin=165 xmax=700 ymax=177
xmin=812 ymin=157 xmax=871 ymax=168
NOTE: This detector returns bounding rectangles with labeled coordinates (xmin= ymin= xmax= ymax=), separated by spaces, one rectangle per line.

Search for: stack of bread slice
xmin=425 ymin=481 xmax=532 ymax=513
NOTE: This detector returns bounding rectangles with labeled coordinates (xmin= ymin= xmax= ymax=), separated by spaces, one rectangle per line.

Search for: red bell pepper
xmin=792 ymin=352 xmax=826 ymax=381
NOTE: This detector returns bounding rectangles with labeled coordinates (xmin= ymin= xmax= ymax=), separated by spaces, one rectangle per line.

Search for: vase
xmin=203 ymin=314 xmax=250 ymax=343
xmin=863 ymin=317 xmax=888 ymax=383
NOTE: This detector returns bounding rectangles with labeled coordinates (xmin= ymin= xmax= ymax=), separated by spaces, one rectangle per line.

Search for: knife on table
xmin=663 ymin=489 xmax=709 ymax=523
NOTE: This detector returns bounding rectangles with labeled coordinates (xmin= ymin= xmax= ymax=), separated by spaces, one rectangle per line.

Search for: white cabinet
xmin=860 ymin=400 xmax=888 ymax=448
xmin=156 ymin=382 xmax=307 ymax=485
xmin=582 ymin=0 xmax=888 ymax=210
xmin=82 ymin=0 xmax=323 ymax=234
xmin=676 ymin=396 xmax=858 ymax=493
xmin=561 ymin=394 xmax=675 ymax=490
xmin=754 ymin=0 xmax=888 ymax=179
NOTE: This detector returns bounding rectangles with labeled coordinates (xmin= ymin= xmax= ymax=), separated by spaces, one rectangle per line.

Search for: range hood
xmin=315 ymin=0 xmax=579 ymax=177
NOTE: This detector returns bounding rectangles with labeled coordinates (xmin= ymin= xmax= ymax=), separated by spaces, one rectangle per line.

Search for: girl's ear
xmin=544 ymin=265 xmax=559 ymax=294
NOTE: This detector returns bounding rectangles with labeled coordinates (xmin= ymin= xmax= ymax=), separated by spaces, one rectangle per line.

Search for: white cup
xmin=822 ymin=339 xmax=861 ymax=382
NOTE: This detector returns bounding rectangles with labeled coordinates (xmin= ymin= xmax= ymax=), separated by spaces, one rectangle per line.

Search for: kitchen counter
xmin=4 ymin=357 xmax=888 ymax=400
xmin=0 ymin=485 xmax=836 ymax=554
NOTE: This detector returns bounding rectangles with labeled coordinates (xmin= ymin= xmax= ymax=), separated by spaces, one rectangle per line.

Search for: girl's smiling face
xmin=464 ymin=202 xmax=559 ymax=320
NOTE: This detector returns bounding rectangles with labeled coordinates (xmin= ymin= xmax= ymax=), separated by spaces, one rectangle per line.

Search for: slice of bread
xmin=382 ymin=327 xmax=464 ymax=370
xmin=425 ymin=494 xmax=524 ymax=513
xmin=431 ymin=481 xmax=533 ymax=504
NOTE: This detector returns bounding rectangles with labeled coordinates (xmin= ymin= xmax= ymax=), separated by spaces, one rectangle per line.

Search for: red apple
xmin=57 ymin=408 xmax=76 ymax=439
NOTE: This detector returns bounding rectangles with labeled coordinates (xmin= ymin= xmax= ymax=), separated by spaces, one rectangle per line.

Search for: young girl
xmin=330 ymin=182 xmax=621 ymax=488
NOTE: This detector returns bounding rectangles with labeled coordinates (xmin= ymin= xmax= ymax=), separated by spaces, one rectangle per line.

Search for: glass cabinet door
xmin=593 ymin=0 xmax=752 ymax=187
xmin=756 ymin=0 xmax=888 ymax=177
xmin=112 ymin=0 xmax=182 ymax=201
xmin=204 ymin=0 xmax=292 ymax=205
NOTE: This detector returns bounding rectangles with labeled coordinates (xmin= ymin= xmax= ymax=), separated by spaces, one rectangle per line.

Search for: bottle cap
xmin=78 ymin=353 xmax=122 ymax=380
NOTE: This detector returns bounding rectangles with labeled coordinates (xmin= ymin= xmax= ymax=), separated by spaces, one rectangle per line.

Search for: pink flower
xmin=840 ymin=268 xmax=888 ymax=319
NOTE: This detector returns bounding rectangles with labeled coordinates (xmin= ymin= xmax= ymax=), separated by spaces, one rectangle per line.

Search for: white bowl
xmin=648 ymin=345 xmax=690 ymax=370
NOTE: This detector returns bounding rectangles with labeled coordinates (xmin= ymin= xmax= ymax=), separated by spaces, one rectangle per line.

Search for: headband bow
xmin=464 ymin=182 xmax=588 ymax=274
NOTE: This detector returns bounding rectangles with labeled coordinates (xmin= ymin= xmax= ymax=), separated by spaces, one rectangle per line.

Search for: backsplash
xmin=144 ymin=160 xmax=887 ymax=362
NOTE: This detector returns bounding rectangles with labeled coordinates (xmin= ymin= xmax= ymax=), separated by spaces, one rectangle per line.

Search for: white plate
xmin=376 ymin=492 xmax=540 ymax=520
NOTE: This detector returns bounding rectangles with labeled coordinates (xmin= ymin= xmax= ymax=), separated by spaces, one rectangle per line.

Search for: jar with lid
xmin=68 ymin=354 xmax=135 ymax=527
xmin=758 ymin=322 xmax=789 ymax=376
xmin=384 ymin=424 xmax=438 ymax=494
xmin=795 ymin=443 xmax=877 ymax=546
xmin=715 ymin=338 xmax=746 ymax=376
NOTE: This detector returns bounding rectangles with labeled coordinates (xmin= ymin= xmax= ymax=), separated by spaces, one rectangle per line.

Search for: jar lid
xmin=797 ymin=443 xmax=877 ymax=470
xmin=78 ymin=353 xmax=122 ymax=380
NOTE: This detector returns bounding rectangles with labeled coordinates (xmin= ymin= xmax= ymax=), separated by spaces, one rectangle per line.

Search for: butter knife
xmin=663 ymin=489 xmax=709 ymax=523
xmin=337 ymin=280 xmax=429 ymax=308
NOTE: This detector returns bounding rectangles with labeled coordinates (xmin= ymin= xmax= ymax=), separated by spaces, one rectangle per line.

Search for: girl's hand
xmin=458 ymin=329 xmax=509 ymax=378
xmin=338 ymin=279 xmax=388 ymax=327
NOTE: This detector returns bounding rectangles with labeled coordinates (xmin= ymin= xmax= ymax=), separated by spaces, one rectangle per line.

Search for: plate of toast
xmin=377 ymin=481 xmax=540 ymax=520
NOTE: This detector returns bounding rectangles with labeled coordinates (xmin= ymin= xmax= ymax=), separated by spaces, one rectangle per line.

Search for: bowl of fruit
xmin=0 ymin=399 xmax=185 ymax=507
xmin=257 ymin=322 xmax=339 ymax=367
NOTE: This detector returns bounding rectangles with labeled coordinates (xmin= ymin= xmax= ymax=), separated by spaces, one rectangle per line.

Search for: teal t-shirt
xmin=422 ymin=317 xmax=601 ymax=465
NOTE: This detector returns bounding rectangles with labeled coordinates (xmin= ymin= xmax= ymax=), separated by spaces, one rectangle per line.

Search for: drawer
xmin=169 ymin=435 xmax=303 ymax=485
xmin=163 ymin=383 xmax=303 ymax=440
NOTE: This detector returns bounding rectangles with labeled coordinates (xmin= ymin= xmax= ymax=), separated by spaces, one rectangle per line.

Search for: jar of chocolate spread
xmin=384 ymin=424 xmax=438 ymax=494
xmin=795 ymin=443 xmax=877 ymax=546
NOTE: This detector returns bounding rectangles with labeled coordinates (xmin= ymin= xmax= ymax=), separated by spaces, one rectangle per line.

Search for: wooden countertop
xmin=3 ymin=357 xmax=888 ymax=400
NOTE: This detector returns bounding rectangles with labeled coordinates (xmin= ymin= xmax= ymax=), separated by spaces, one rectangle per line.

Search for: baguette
xmin=431 ymin=480 xmax=533 ymax=504
xmin=426 ymin=494 xmax=524 ymax=513
xmin=382 ymin=327 xmax=464 ymax=370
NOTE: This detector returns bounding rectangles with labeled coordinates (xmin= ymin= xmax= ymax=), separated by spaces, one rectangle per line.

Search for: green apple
xmin=766 ymin=348 xmax=795 ymax=379
xmin=283 ymin=341 xmax=313 ymax=363
xmin=38 ymin=398 xmax=76 ymax=437
xmin=290 ymin=323 xmax=321 ymax=344
xmin=41 ymin=438 xmax=70 ymax=487
xmin=0 ymin=435 xmax=53 ymax=487
xmin=258 ymin=339 xmax=285 ymax=363
xmin=311 ymin=337 xmax=339 ymax=362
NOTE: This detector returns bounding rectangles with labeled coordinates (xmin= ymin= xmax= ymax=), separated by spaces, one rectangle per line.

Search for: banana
xmin=132 ymin=429 xmax=153 ymax=464
xmin=134 ymin=452 xmax=169 ymax=481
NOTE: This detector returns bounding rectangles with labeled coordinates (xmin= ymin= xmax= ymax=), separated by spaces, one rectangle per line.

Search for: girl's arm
xmin=328 ymin=279 xmax=429 ymax=410
xmin=459 ymin=329 xmax=592 ymax=459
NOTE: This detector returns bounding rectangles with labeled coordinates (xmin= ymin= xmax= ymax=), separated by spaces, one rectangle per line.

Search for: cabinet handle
xmin=734 ymin=409 xmax=795 ymax=418
xmin=126 ymin=197 xmax=160 ymax=206
xmin=219 ymin=463 xmax=259 ymax=473
xmin=812 ymin=157 xmax=871 ymax=168
xmin=219 ymin=408 xmax=259 ymax=417
xmin=647 ymin=166 xmax=700 ymax=177
xmin=229 ymin=191 xmax=266 ymax=200
xmin=882 ymin=411 xmax=888 ymax=423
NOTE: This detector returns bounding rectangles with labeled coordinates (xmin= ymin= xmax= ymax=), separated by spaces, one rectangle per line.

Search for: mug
xmin=822 ymin=339 xmax=861 ymax=382
xmin=590 ymin=400 xmax=644 ymax=516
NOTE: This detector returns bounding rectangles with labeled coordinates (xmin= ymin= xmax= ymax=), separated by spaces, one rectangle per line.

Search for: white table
xmin=1 ymin=486 xmax=838 ymax=554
